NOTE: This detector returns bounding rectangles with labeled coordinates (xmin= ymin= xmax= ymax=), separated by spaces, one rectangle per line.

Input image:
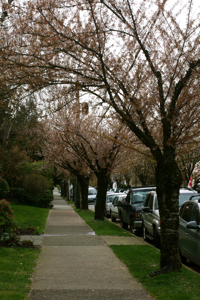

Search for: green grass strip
xmin=0 ymin=204 xmax=50 ymax=299
xmin=0 ymin=247 xmax=40 ymax=300
xmin=74 ymin=207 xmax=132 ymax=236
xmin=75 ymin=207 xmax=200 ymax=300
xmin=11 ymin=204 xmax=50 ymax=234
xmin=111 ymin=245 xmax=200 ymax=300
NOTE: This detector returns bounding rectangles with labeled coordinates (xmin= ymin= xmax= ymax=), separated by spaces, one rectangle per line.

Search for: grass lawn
xmin=11 ymin=204 xmax=50 ymax=234
xmin=111 ymin=245 xmax=200 ymax=300
xmin=0 ymin=204 xmax=50 ymax=299
xmin=75 ymin=207 xmax=200 ymax=300
xmin=74 ymin=207 xmax=133 ymax=236
xmin=0 ymin=247 xmax=40 ymax=300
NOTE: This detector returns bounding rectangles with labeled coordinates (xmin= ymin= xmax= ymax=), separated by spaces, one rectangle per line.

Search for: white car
xmin=88 ymin=187 xmax=97 ymax=203
xmin=105 ymin=192 xmax=119 ymax=217
xmin=110 ymin=193 xmax=127 ymax=222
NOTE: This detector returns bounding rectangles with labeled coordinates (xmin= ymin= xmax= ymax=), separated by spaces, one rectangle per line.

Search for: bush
xmin=43 ymin=190 xmax=53 ymax=200
xmin=0 ymin=179 xmax=10 ymax=199
xmin=10 ymin=189 xmax=53 ymax=208
xmin=23 ymin=174 xmax=50 ymax=195
xmin=0 ymin=199 xmax=15 ymax=235
xmin=48 ymin=178 xmax=54 ymax=191
xmin=23 ymin=190 xmax=53 ymax=208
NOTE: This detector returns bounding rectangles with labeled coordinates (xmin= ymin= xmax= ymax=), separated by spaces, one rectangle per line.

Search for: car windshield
xmin=88 ymin=188 xmax=97 ymax=195
xmin=107 ymin=195 xmax=117 ymax=202
xmin=131 ymin=190 xmax=151 ymax=204
xmin=155 ymin=197 xmax=159 ymax=210
xmin=179 ymin=193 xmax=197 ymax=207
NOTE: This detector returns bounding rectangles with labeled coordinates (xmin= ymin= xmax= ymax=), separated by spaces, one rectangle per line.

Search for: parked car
xmin=118 ymin=186 xmax=156 ymax=233
xmin=114 ymin=188 xmax=126 ymax=193
xmin=110 ymin=193 xmax=127 ymax=222
xmin=105 ymin=192 xmax=124 ymax=217
xmin=88 ymin=187 xmax=97 ymax=203
xmin=179 ymin=194 xmax=200 ymax=266
xmin=142 ymin=191 xmax=160 ymax=247
xmin=142 ymin=188 xmax=198 ymax=248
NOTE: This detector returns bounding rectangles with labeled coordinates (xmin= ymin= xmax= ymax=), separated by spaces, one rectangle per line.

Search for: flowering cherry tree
xmin=1 ymin=0 xmax=200 ymax=274
xmin=42 ymin=108 xmax=122 ymax=219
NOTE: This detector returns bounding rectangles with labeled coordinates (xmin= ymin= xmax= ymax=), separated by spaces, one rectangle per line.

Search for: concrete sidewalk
xmin=28 ymin=189 xmax=154 ymax=300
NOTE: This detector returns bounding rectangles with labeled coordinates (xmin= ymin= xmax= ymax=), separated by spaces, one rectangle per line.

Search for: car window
xmin=154 ymin=197 xmax=159 ymax=210
xmin=120 ymin=195 xmax=126 ymax=201
xmin=144 ymin=194 xmax=151 ymax=206
xmin=121 ymin=196 xmax=127 ymax=203
xmin=131 ymin=191 xmax=149 ymax=205
xmin=107 ymin=195 xmax=116 ymax=202
xmin=148 ymin=196 xmax=154 ymax=209
xmin=126 ymin=191 xmax=131 ymax=203
xmin=112 ymin=197 xmax=118 ymax=205
xmin=191 ymin=204 xmax=200 ymax=225
xmin=181 ymin=203 xmax=194 ymax=222
xmin=132 ymin=193 xmax=143 ymax=204
xmin=179 ymin=193 xmax=197 ymax=207
xmin=88 ymin=188 xmax=97 ymax=195
xmin=115 ymin=197 xmax=119 ymax=205
xmin=180 ymin=203 xmax=186 ymax=218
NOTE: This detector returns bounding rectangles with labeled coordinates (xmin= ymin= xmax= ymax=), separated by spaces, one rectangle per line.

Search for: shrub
xmin=23 ymin=174 xmax=50 ymax=196
xmin=48 ymin=178 xmax=54 ymax=190
xmin=42 ymin=190 xmax=53 ymax=208
xmin=11 ymin=189 xmax=53 ymax=208
xmin=0 ymin=179 xmax=10 ymax=199
xmin=0 ymin=199 xmax=14 ymax=235
xmin=6 ymin=188 xmax=24 ymax=203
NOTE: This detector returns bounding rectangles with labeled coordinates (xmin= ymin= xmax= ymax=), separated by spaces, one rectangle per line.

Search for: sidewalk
xmin=28 ymin=189 xmax=154 ymax=299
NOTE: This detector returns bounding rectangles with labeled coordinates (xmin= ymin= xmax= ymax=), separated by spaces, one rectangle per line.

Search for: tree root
xmin=149 ymin=258 xmax=177 ymax=277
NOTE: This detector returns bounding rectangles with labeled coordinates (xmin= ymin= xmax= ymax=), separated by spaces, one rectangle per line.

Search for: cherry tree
xmin=41 ymin=116 xmax=92 ymax=209
xmin=2 ymin=0 xmax=200 ymax=273
xmin=42 ymin=108 xmax=122 ymax=219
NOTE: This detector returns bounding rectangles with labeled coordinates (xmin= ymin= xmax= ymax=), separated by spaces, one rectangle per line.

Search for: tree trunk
xmin=76 ymin=178 xmax=81 ymax=209
xmin=63 ymin=180 xmax=68 ymax=198
xmin=150 ymin=152 xmax=182 ymax=276
xmin=61 ymin=181 xmax=66 ymax=197
xmin=95 ymin=173 xmax=110 ymax=220
xmin=66 ymin=180 xmax=70 ymax=202
xmin=78 ymin=175 xmax=89 ymax=209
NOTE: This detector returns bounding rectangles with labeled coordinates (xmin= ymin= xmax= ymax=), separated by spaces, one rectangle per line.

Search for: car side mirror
xmin=142 ymin=207 xmax=152 ymax=213
xmin=186 ymin=221 xmax=200 ymax=230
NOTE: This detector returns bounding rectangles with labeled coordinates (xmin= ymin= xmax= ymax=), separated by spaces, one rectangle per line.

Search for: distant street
xmin=88 ymin=203 xmax=95 ymax=212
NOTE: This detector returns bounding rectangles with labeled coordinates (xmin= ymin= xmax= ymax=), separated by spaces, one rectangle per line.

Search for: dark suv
xmin=118 ymin=186 xmax=156 ymax=233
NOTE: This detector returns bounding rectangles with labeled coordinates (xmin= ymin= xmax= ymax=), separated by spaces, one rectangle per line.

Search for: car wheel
xmin=130 ymin=217 xmax=135 ymax=234
xmin=142 ymin=223 xmax=147 ymax=241
xmin=111 ymin=212 xmax=116 ymax=222
xmin=120 ymin=215 xmax=128 ymax=230
xmin=104 ymin=209 xmax=109 ymax=218
xmin=180 ymin=251 xmax=187 ymax=265
xmin=154 ymin=227 xmax=160 ymax=248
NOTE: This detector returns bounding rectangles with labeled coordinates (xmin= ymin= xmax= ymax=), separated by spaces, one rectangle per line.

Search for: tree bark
xmin=66 ymin=180 xmax=70 ymax=202
xmin=61 ymin=181 xmax=65 ymax=197
xmin=76 ymin=178 xmax=81 ymax=209
xmin=95 ymin=172 xmax=110 ymax=220
xmin=150 ymin=149 xmax=182 ymax=276
xmin=78 ymin=175 xmax=89 ymax=209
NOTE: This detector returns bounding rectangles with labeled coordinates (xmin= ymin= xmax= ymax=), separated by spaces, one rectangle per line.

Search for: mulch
xmin=0 ymin=227 xmax=41 ymax=249
xmin=0 ymin=239 xmax=40 ymax=249
xmin=15 ymin=227 xmax=36 ymax=235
